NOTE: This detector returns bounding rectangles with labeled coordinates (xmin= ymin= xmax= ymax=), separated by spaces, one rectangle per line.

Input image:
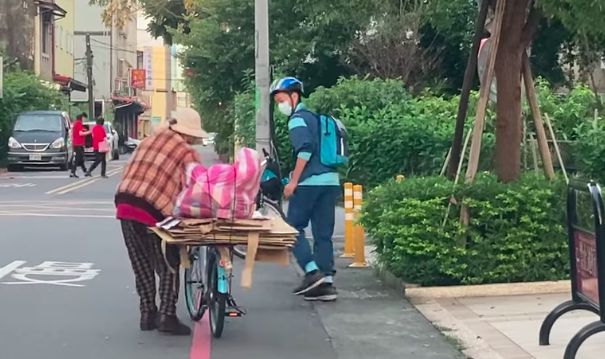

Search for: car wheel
xmin=113 ymin=148 xmax=119 ymax=160
xmin=60 ymin=162 xmax=69 ymax=171
xmin=7 ymin=165 xmax=22 ymax=172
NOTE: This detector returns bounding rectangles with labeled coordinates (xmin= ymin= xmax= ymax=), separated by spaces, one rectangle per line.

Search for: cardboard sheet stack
xmin=150 ymin=216 xmax=297 ymax=288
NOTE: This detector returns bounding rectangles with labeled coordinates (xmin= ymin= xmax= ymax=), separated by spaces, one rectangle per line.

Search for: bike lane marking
xmin=0 ymin=261 xmax=27 ymax=280
xmin=190 ymin=316 xmax=212 ymax=359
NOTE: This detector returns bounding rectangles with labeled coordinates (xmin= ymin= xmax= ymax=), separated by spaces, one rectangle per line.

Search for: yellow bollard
xmin=396 ymin=174 xmax=405 ymax=182
xmin=349 ymin=184 xmax=368 ymax=268
xmin=341 ymin=183 xmax=355 ymax=258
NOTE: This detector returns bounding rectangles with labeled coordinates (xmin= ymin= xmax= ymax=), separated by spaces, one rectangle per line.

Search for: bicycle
xmin=232 ymin=148 xmax=286 ymax=259
xmin=184 ymin=245 xmax=245 ymax=338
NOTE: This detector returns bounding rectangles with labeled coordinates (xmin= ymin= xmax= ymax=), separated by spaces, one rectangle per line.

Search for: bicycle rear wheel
xmin=207 ymin=249 xmax=226 ymax=338
xmin=184 ymin=247 xmax=207 ymax=321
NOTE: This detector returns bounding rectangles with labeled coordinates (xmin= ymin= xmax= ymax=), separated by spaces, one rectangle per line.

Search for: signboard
xmin=574 ymin=230 xmax=600 ymax=304
xmin=130 ymin=69 xmax=146 ymax=89
xmin=143 ymin=48 xmax=153 ymax=90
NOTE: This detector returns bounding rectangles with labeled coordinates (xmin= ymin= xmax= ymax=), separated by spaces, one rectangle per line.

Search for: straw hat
xmin=169 ymin=108 xmax=208 ymax=139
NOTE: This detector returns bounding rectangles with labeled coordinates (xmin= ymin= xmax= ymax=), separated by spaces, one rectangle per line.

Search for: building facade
xmin=136 ymin=10 xmax=190 ymax=138
xmin=54 ymin=0 xmax=74 ymax=78
xmin=71 ymin=1 xmax=143 ymax=146
xmin=0 ymin=0 xmax=37 ymax=70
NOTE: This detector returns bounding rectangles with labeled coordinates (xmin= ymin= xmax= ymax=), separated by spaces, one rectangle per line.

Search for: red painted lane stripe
xmin=190 ymin=316 xmax=212 ymax=359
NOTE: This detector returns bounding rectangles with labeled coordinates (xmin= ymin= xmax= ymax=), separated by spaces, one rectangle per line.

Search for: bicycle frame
xmin=216 ymin=262 xmax=229 ymax=295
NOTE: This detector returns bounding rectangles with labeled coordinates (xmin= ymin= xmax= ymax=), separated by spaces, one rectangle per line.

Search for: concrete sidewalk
xmin=309 ymin=239 xmax=464 ymax=359
xmin=414 ymin=292 xmax=605 ymax=359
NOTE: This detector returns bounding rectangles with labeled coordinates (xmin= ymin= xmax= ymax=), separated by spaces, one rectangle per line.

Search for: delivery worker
xmin=270 ymin=76 xmax=339 ymax=302
xmin=115 ymin=108 xmax=205 ymax=335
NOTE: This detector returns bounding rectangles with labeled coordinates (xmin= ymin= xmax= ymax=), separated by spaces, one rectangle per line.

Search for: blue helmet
xmin=270 ymin=76 xmax=304 ymax=96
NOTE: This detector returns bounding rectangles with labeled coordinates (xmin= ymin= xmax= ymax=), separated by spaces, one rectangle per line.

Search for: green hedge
xmin=0 ymin=70 xmax=67 ymax=163
xmin=232 ymin=77 xmax=489 ymax=185
xmin=361 ymin=174 xmax=568 ymax=285
xmin=230 ymin=76 xmax=601 ymax=188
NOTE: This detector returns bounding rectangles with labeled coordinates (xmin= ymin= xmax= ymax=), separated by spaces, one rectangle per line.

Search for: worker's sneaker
xmin=140 ymin=312 xmax=157 ymax=331
xmin=157 ymin=314 xmax=191 ymax=336
xmin=304 ymin=283 xmax=338 ymax=302
xmin=293 ymin=270 xmax=325 ymax=295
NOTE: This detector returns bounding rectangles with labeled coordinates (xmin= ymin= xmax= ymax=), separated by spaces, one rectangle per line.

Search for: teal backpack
xmin=317 ymin=114 xmax=349 ymax=168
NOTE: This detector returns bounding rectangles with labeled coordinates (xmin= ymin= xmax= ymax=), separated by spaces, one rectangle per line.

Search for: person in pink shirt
xmin=86 ymin=117 xmax=108 ymax=178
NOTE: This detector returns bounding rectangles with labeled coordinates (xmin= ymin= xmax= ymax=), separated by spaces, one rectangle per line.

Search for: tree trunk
xmin=494 ymin=0 xmax=528 ymax=183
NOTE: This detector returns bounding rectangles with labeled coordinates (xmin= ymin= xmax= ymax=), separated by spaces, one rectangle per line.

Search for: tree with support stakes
xmin=448 ymin=0 xmax=605 ymax=183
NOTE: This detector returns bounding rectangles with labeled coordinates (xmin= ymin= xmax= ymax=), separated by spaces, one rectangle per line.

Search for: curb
xmin=371 ymin=260 xmax=570 ymax=301
xmin=372 ymin=262 xmax=406 ymax=298
xmin=406 ymin=280 xmax=570 ymax=302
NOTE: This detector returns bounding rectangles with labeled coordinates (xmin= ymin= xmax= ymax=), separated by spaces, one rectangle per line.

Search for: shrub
xmin=0 ymin=70 xmax=67 ymax=163
xmin=535 ymin=79 xmax=598 ymax=141
xmin=575 ymin=120 xmax=605 ymax=183
xmin=361 ymin=174 xmax=568 ymax=285
xmin=306 ymin=76 xmax=411 ymax=116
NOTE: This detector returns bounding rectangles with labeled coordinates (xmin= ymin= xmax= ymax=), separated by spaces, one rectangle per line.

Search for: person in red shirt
xmin=70 ymin=112 xmax=92 ymax=178
xmin=86 ymin=117 xmax=108 ymax=178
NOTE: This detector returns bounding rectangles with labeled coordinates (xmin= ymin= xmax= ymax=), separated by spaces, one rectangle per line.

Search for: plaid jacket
xmin=115 ymin=129 xmax=201 ymax=221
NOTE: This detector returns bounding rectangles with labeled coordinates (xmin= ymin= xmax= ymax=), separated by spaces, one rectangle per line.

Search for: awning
xmin=53 ymin=74 xmax=87 ymax=92
xmin=112 ymin=96 xmax=149 ymax=114
xmin=35 ymin=0 xmax=67 ymax=19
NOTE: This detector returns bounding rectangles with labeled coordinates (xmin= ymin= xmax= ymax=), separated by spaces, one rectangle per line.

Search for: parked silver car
xmin=83 ymin=121 xmax=120 ymax=161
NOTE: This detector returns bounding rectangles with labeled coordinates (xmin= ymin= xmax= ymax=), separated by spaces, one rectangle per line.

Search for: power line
xmin=91 ymin=39 xmax=139 ymax=54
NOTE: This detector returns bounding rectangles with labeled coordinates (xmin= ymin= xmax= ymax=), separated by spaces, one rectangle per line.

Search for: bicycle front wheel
xmin=207 ymin=250 xmax=226 ymax=338
xmin=184 ymin=247 xmax=207 ymax=321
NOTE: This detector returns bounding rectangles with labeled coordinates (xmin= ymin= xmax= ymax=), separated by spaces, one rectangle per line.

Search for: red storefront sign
xmin=130 ymin=69 xmax=146 ymax=89
xmin=574 ymin=230 xmax=600 ymax=304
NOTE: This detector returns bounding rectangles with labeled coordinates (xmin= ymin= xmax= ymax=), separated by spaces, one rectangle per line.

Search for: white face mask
xmin=278 ymin=102 xmax=293 ymax=117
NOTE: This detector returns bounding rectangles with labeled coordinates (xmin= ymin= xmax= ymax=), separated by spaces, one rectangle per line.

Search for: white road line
xmin=0 ymin=261 xmax=26 ymax=280
xmin=2 ymin=176 xmax=72 ymax=180
xmin=56 ymin=178 xmax=100 ymax=195
xmin=0 ymin=212 xmax=114 ymax=219
xmin=46 ymin=178 xmax=95 ymax=195
xmin=0 ymin=183 xmax=36 ymax=188
xmin=0 ymin=204 xmax=113 ymax=212
xmin=0 ymin=200 xmax=114 ymax=205
xmin=45 ymin=166 xmax=123 ymax=195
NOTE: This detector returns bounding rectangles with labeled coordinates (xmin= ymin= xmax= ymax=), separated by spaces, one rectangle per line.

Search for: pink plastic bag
xmin=174 ymin=148 xmax=262 ymax=219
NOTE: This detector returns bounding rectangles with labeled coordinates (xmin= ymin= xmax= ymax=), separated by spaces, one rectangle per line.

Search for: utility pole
xmin=254 ymin=0 xmax=270 ymax=153
xmin=85 ymin=34 xmax=95 ymax=119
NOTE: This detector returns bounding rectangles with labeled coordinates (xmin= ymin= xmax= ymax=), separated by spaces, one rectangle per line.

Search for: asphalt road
xmin=0 ymin=146 xmax=337 ymax=359
xmin=0 ymin=145 xmax=461 ymax=359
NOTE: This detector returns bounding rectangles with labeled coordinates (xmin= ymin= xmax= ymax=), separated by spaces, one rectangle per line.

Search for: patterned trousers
xmin=121 ymin=220 xmax=180 ymax=316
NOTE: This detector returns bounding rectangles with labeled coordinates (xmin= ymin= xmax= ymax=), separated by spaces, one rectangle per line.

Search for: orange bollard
xmin=341 ymin=183 xmax=354 ymax=258
xmin=349 ymin=184 xmax=368 ymax=268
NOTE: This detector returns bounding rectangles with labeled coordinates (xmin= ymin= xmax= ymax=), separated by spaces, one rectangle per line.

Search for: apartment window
xmin=42 ymin=12 xmax=52 ymax=54
xmin=57 ymin=26 xmax=63 ymax=49
xmin=67 ymin=34 xmax=72 ymax=54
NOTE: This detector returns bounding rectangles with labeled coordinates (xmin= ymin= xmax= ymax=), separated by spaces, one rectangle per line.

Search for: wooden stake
xmin=545 ymin=113 xmax=569 ymax=183
xmin=464 ymin=0 xmax=506 ymax=184
xmin=523 ymin=117 xmax=528 ymax=170
xmin=443 ymin=128 xmax=473 ymax=228
xmin=529 ymin=134 xmax=539 ymax=173
xmin=447 ymin=0 xmax=490 ymax=178
xmin=441 ymin=148 xmax=452 ymax=176
xmin=522 ymin=53 xmax=555 ymax=180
